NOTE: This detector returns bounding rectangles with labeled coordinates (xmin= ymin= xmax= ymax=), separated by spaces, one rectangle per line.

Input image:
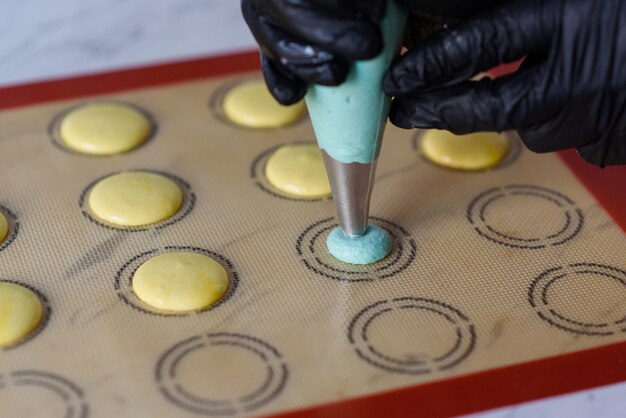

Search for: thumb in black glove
xmin=383 ymin=0 xmax=626 ymax=167
xmin=241 ymin=0 xmax=386 ymax=105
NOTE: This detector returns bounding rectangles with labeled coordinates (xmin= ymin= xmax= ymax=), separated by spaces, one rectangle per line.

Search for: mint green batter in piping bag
xmin=305 ymin=0 xmax=407 ymax=164
xmin=305 ymin=0 xmax=407 ymax=265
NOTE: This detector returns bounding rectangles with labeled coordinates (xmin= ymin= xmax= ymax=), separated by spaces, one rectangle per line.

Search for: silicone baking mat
xmin=0 ymin=52 xmax=625 ymax=418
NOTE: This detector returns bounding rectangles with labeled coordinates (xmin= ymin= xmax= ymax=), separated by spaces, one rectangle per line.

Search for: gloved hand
xmin=401 ymin=0 xmax=502 ymax=16
xmin=241 ymin=0 xmax=386 ymax=105
xmin=384 ymin=0 xmax=626 ymax=167
xmin=241 ymin=0 xmax=500 ymax=106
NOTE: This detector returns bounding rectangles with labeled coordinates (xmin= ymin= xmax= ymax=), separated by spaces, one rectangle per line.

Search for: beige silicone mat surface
xmin=1 ymin=72 xmax=625 ymax=418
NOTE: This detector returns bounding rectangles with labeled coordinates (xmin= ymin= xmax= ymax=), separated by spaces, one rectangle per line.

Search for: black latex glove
xmin=241 ymin=0 xmax=500 ymax=106
xmin=241 ymin=0 xmax=386 ymax=105
xmin=384 ymin=0 xmax=626 ymax=167
xmin=401 ymin=0 xmax=503 ymax=17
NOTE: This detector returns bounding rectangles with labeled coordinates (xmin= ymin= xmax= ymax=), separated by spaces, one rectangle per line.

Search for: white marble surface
xmin=0 ymin=0 xmax=256 ymax=87
xmin=2 ymin=1 xmax=625 ymax=417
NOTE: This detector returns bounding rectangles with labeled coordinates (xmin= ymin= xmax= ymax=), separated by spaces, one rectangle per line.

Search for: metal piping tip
xmin=322 ymin=150 xmax=378 ymax=237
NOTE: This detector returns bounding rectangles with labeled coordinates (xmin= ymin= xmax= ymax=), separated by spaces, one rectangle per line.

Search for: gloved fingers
xmin=402 ymin=13 xmax=459 ymax=50
xmin=383 ymin=0 xmax=555 ymax=97
xmin=243 ymin=1 xmax=335 ymax=66
xmin=256 ymin=1 xmax=384 ymax=61
xmin=516 ymin=107 xmax=602 ymax=154
xmin=255 ymin=22 xmax=350 ymax=86
xmin=389 ymin=80 xmax=509 ymax=132
xmin=284 ymin=59 xmax=350 ymax=87
xmin=399 ymin=0 xmax=504 ymax=17
xmin=262 ymin=0 xmax=385 ymax=24
xmin=260 ymin=54 xmax=307 ymax=105
xmin=388 ymin=68 xmax=550 ymax=133
xmin=516 ymin=119 xmax=573 ymax=154
xmin=577 ymin=133 xmax=626 ymax=167
xmin=261 ymin=52 xmax=350 ymax=104
xmin=244 ymin=2 xmax=350 ymax=87
xmin=350 ymin=0 xmax=387 ymax=23
xmin=512 ymin=55 xmax=602 ymax=154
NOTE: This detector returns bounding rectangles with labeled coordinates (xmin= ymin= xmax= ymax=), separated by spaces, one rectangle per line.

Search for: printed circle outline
xmin=529 ymin=263 xmax=626 ymax=336
xmin=0 ymin=370 xmax=88 ymax=418
xmin=467 ymin=184 xmax=583 ymax=249
xmin=156 ymin=333 xmax=288 ymax=415
xmin=348 ymin=297 xmax=476 ymax=374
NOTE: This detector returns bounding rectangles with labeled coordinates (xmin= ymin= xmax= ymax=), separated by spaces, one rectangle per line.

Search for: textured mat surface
xmin=0 ymin=73 xmax=625 ymax=418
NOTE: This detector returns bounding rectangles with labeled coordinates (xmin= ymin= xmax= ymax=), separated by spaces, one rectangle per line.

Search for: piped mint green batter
xmin=327 ymin=225 xmax=392 ymax=265
xmin=305 ymin=1 xmax=407 ymax=164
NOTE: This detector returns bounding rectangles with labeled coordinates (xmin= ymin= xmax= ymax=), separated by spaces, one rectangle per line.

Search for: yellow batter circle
xmin=132 ymin=252 xmax=230 ymax=312
xmin=87 ymin=171 xmax=184 ymax=227
xmin=0 ymin=282 xmax=46 ymax=348
xmin=0 ymin=211 xmax=8 ymax=244
xmin=58 ymin=102 xmax=152 ymax=155
xmin=222 ymin=80 xmax=306 ymax=128
xmin=420 ymin=130 xmax=510 ymax=170
xmin=265 ymin=143 xmax=331 ymax=199
xmin=0 ymin=206 xmax=18 ymax=251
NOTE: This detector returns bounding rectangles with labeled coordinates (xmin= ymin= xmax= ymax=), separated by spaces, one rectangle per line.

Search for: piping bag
xmin=305 ymin=0 xmax=407 ymax=240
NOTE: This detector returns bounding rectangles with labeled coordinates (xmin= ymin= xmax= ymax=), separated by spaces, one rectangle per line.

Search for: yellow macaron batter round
xmin=223 ymin=80 xmax=306 ymax=128
xmin=265 ymin=143 xmax=331 ymax=198
xmin=60 ymin=102 xmax=151 ymax=155
xmin=0 ymin=211 xmax=8 ymax=243
xmin=0 ymin=282 xmax=44 ymax=348
xmin=88 ymin=171 xmax=183 ymax=226
xmin=132 ymin=252 xmax=229 ymax=312
xmin=420 ymin=130 xmax=510 ymax=170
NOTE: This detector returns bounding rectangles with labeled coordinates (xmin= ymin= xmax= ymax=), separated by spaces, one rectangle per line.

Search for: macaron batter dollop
xmin=327 ymin=225 xmax=392 ymax=265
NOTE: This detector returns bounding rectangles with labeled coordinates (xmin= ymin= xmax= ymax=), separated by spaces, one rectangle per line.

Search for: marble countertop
xmin=0 ymin=0 xmax=256 ymax=87
xmin=1 ymin=1 xmax=624 ymax=417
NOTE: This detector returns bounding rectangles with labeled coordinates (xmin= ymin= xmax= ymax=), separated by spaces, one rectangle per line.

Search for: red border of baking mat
xmin=1 ymin=51 xmax=625 ymax=418
xmin=0 ymin=50 xmax=261 ymax=110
